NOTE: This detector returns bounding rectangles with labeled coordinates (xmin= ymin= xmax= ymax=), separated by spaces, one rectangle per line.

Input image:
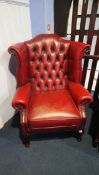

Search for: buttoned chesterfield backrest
xmin=10 ymin=34 xmax=89 ymax=90
xmin=25 ymin=34 xmax=70 ymax=92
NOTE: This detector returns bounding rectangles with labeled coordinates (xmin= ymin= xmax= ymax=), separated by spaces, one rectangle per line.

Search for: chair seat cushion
xmin=27 ymin=90 xmax=81 ymax=129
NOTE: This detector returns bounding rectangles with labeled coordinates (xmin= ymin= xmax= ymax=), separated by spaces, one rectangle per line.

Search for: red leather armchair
xmin=8 ymin=34 xmax=93 ymax=147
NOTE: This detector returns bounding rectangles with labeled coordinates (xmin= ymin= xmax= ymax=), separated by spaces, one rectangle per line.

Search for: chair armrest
xmin=68 ymin=81 xmax=93 ymax=105
xmin=12 ymin=83 xmax=31 ymax=109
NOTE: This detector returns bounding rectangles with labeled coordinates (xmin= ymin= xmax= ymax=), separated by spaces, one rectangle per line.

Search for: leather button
xmin=64 ymin=75 xmax=67 ymax=79
xmin=60 ymin=44 xmax=65 ymax=52
xmin=60 ymin=65 xmax=63 ymax=70
xmin=44 ymin=66 xmax=47 ymax=72
xmin=45 ymin=83 xmax=48 ymax=90
xmin=39 ymin=57 xmax=42 ymax=63
xmin=36 ymin=66 xmax=39 ymax=72
xmin=31 ymin=76 xmax=35 ymax=81
xmin=42 ymin=45 xmax=46 ymax=54
xmin=30 ymin=58 xmax=34 ymax=64
xmin=40 ymin=75 xmax=43 ymax=80
xmin=48 ymin=74 xmax=52 ymax=80
xmin=33 ymin=46 xmax=38 ymax=53
xmin=56 ymin=55 xmax=60 ymax=62
xmin=53 ymin=84 xmax=56 ymax=90
xmin=51 ymin=43 xmax=55 ymax=53
xmin=30 ymin=60 xmax=34 ymax=64
xmin=52 ymin=65 xmax=55 ymax=71
xmin=36 ymin=83 xmax=40 ymax=90
xmin=60 ymin=82 xmax=63 ymax=89
xmin=64 ymin=55 xmax=67 ymax=60
xmin=56 ymin=74 xmax=60 ymax=79
xmin=47 ymin=56 xmax=50 ymax=63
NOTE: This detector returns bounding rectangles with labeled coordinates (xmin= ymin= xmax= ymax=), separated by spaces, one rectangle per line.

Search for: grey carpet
xmin=0 ymin=105 xmax=99 ymax=175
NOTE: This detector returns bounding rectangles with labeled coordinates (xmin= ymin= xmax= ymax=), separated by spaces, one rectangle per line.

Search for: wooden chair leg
xmin=20 ymin=129 xmax=30 ymax=147
xmin=76 ymin=130 xmax=83 ymax=142
xmin=22 ymin=134 xmax=30 ymax=147
xmin=76 ymin=134 xmax=82 ymax=142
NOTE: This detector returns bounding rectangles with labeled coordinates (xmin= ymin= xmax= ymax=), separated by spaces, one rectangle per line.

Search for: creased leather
xmin=25 ymin=34 xmax=70 ymax=92
xmin=68 ymin=80 xmax=93 ymax=105
xmin=12 ymin=82 xmax=31 ymax=108
xmin=27 ymin=90 xmax=81 ymax=128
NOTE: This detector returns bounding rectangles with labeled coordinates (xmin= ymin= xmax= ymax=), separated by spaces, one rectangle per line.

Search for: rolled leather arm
xmin=12 ymin=82 xmax=31 ymax=109
xmin=68 ymin=81 xmax=93 ymax=106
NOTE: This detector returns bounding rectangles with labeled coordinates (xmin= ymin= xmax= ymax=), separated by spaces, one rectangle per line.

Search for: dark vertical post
xmin=79 ymin=0 xmax=88 ymax=42
xmin=94 ymin=72 xmax=99 ymax=100
xmin=54 ymin=0 xmax=72 ymax=36
xmin=71 ymin=0 xmax=79 ymax=41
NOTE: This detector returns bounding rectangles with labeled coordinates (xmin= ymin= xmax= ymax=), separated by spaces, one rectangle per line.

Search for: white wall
xmin=0 ymin=0 xmax=54 ymax=128
xmin=0 ymin=0 xmax=32 ymax=128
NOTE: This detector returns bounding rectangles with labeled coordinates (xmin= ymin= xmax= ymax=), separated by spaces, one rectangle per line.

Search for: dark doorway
xmin=54 ymin=0 xmax=72 ymax=37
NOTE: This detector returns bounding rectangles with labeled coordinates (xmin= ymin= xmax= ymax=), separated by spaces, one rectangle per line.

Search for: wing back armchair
xmin=8 ymin=34 xmax=93 ymax=147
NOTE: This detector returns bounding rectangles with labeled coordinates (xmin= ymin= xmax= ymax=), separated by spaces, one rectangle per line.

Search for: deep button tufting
xmin=31 ymin=76 xmax=35 ymax=81
xmin=50 ymin=43 xmax=55 ymax=53
xmin=48 ymin=74 xmax=52 ymax=80
xmin=45 ymin=83 xmax=48 ymax=90
xmin=42 ymin=45 xmax=46 ymax=54
xmin=64 ymin=74 xmax=67 ymax=79
xmin=36 ymin=66 xmax=39 ymax=72
xmin=47 ymin=55 xmax=50 ymax=63
xmin=69 ymin=56 xmax=72 ymax=60
xmin=64 ymin=55 xmax=67 ymax=60
xmin=56 ymin=74 xmax=60 ymax=80
xmin=60 ymin=44 xmax=65 ymax=53
xmin=30 ymin=58 xmax=34 ymax=64
xmin=56 ymin=54 xmax=60 ymax=62
xmin=53 ymin=83 xmax=56 ymax=90
xmin=60 ymin=82 xmax=63 ymax=89
xmin=60 ymin=65 xmax=63 ymax=70
xmin=39 ymin=57 xmax=42 ymax=63
xmin=40 ymin=75 xmax=43 ymax=80
xmin=27 ymin=37 xmax=70 ymax=92
xmin=36 ymin=83 xmax=40 ymax=90
xmin=30 ymin=60 xmax=34 ymax=64
xmin=33 ymin=46 xmax=38 ymax=53
xmin=52 ymin=65 xmax=56 ymax=71
xmin=44 ymin=66 xmax=47 ymax=72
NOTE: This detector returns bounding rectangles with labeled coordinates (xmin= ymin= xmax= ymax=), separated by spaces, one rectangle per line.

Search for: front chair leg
xmin=76 ymin=130 xmax=83 ymax=142
xmin=20 ymin=129 xmax=30 ymax=147
xmin=22 ymin=134 xmax=30 ymax=147
xmin=76 ymin=133 xmax=82 ymax=142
